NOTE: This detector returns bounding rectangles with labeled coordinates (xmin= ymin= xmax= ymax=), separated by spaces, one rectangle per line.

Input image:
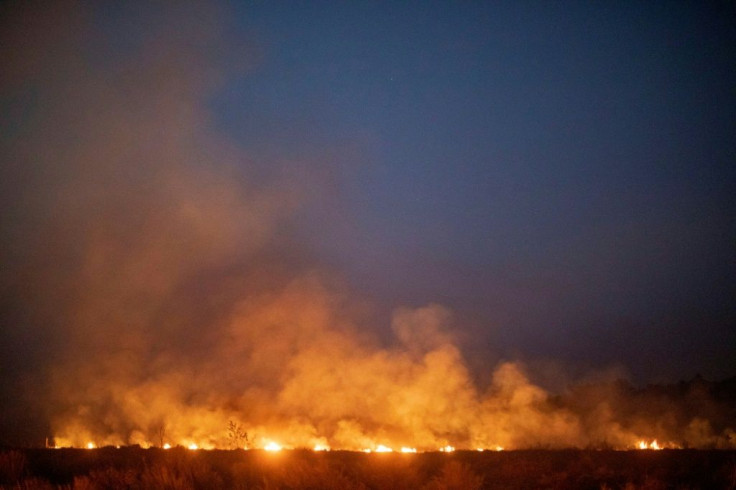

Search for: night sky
xmin=219 ymin=1 xmax=736 ymax=381
xmin=1 ymin=1 xmax=735 ymax=445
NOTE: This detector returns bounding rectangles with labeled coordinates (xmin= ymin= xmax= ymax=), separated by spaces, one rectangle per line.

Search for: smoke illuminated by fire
xmin=47 ymin=337 xmax=725 ymax=451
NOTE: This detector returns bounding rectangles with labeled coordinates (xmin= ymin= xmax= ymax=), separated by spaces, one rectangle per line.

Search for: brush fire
xmin=1 ymin=0 xmax=734 ymax=460
xmin=47 ymin=324 xmax=730 ymax=453
xmin=46 ymin=300 xmax=733 ymax=452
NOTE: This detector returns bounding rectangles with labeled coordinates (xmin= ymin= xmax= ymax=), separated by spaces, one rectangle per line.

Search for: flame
xmin=264 ymin=441 xmax=283 ymax=452
xmin=636 ymin=440 xmax=663 ymax=450
xmin=46 ymin=437 xmax=686 ymax=452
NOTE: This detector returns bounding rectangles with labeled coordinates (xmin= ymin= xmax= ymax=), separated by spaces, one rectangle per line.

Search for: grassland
xmin=1 ymin=447 xmax=735 ymax=489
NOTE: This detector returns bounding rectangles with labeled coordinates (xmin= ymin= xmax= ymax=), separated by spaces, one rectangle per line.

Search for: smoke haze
xmin=1 ymin=2 xmax=734 ymax=449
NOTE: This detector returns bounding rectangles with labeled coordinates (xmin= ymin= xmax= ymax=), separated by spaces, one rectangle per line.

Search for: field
xmin=2 ymin=447 xmax=736 ymax=489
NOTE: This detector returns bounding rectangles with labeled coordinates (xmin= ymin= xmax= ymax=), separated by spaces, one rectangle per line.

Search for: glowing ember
xmin=163 ymin=443 xmax=171 ymax=449
xmin=313 ymin=444 xmax=330 ymax=451
xmin=362 ymin=449 xmax=372 ymax=453
xmin=374 ymin=445 xmax=393 ymax=453
xmin=86 ymin=442 xmax=95 ymax=449
xmin=494 ymin=446 xmax=504 ymax=451
xmin=439 ymin=445 xmax=455 ymax=452
xmin=400 ymin=447 xmax=417 ymax=453
xmin=264 ymin=441 xmax=283 ymax=452
xmin=188 ymin=443 xmax=199 ymax=450
xmin=476 ymin=448 xmax=484 ymax=452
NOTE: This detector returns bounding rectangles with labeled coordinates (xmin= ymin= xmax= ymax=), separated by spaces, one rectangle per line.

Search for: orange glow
xmin=264 ymin=441 xmax=283 ymax=452
xmin=48 ymin=437 xmax=687 ymax=452
xmin=637 ymin=440 xmax=663 ymax=450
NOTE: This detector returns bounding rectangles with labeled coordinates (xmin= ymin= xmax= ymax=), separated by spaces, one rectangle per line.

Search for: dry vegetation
xmin=1 ymin=447 xmax=735 ymax=489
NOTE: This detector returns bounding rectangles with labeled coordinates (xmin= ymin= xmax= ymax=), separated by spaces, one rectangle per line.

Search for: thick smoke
xmin=0 ymin=2 xmax=733 ymax=450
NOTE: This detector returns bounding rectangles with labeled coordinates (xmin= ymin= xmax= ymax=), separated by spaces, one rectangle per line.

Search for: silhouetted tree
xmin=227 ymin=421 xmax=249 ymax=449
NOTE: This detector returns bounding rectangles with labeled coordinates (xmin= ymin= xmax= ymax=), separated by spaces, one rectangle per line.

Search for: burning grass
xmin=2 ymin=447 xmax=736 ymax=489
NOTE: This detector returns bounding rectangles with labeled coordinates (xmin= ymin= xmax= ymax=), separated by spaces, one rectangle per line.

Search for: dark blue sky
xmin=206 ymin=2 xmax=736 ymax=381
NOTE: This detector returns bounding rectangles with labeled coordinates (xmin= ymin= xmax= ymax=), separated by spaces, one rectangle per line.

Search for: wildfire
xmin=637 ymin=440 xmax=662 ymax=450
xmin=264 ymin=441 xmax=283 ymax=452
xmin=50 ymin=428 xmax=680 ymax=452
xmin=47 ymin=437 xmax=687 ymax=452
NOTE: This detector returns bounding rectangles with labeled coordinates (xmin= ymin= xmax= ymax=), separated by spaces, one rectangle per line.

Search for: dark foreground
xmin=1 ymin=447 xmax=735 ymax=489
